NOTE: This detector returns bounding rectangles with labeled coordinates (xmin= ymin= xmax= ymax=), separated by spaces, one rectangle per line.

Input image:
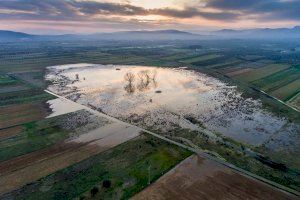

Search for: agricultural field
xmin=228 ymin=64 xmax=300 ymax=110
xmin=46 ymin=63 xmax=300 ymax=192
xmin=0 ymin=73 xmax=54 ymax=107
xmin=270 ymin=79 xmax=300 ymax=100
xmin=0 ymin=74 xmax=30 ymax=94
xmin=0 ymin=61 xmax=192 ymax=199
xmin=0 ymin=101 xmax=50 ymax=129
xmin=180 ymin=53 xmax=221 ymax=64
xmin=288 ymin=93 xmax=300 ymax=110
xmin=177 ymin=42 xmax=300 ymax=111
xmin=0 ymin=74 xmax=19 ymax=86
xmin=0 ymin=88 xmax=53 ymax=106
xmin=0 ymin=70 xmax=55 ymax=131
xmin=1 ymin=133 xmax=192 ymax=199
xmin=0 ymin=39 xmax=299 ymax=199
xmin=166 ymin=127 xmax=300 ymax=191
xmin=133 ymin=155 xmax=298 ymax=200
xmin=0 ymin=125 xmax=23 ymax=140
xmin=0 ymin=107 xmax=146 ymax=195
xmin=11 ymin=71 xmax=47 ymax=88
xmin=232 ymin=64 xmax=290 ymax=82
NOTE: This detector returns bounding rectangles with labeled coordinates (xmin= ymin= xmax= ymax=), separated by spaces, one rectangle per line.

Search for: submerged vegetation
xmin=0 ymin=39 xmax=299 ymax=198
xmin=46 ymin=63 xmax=300 ymax=193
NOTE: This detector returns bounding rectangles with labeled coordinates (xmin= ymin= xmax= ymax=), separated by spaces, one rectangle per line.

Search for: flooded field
xmin=46 ymin=63 xmax=299 ymax=147
xmin=46 ymin=98 xmax=82 ymax=118
xmin=0 ymin=97 xmax=141 ymax=195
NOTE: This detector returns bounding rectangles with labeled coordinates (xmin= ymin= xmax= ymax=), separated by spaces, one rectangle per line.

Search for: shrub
xmin=90 ymin=187 xmax=99 ymax=197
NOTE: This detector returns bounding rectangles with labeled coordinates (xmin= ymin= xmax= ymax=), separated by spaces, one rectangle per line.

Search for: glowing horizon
xmin=0 ymin=0 xmax=299 ymax=34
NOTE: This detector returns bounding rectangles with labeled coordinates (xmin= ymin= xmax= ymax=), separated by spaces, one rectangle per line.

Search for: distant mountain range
xmin=0 ymin=29 xmax=202 ymax=42
xmin=0 ymin=27 xmax=300 ymax=42
xmin=88 ymin=30 xmax=202 ymax=40
xmin=212 ymin=26 xmax=300 ymax=38
xmin=0 ymin=30 xmax=33 ymax=40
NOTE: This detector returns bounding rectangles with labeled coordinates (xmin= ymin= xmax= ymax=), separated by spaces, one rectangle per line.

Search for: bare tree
xmin=124 ymin=72 xmax=136 ymax=94
xmin=137 ymin=70 xmax=151 ymax=91
xmin=137 ymin=70 xmax=158 ymax=91
xmin=124 ymin=72 xmax=135 ymax=83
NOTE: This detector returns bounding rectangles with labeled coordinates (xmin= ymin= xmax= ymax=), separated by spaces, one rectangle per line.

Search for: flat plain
xmin=0 ymin=39 xmax=299 ymax=199
xmin=133 ymin=155 xmax=299 ymax=200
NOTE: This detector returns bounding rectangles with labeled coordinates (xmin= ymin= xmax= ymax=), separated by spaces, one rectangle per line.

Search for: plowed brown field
xmin=133 ymin=155 xmax=299 ymax=200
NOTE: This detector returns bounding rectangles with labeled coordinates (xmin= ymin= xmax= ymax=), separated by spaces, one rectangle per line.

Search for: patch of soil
xmin=0 ymin=122 xmax=140 ymax=195
xmin=0 ymin=141 xmax=105 ymax=195
xmin=133 ymin=155 xmax=299 ymax=200
xmin=0 ymin=126 xmax=23 ymax=139
xmin=0 ymin=102 xmax=50 ymax=129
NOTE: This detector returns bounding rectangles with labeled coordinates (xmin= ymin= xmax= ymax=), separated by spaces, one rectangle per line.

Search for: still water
xmin=46 ymin=64 xmax=299 ymax=147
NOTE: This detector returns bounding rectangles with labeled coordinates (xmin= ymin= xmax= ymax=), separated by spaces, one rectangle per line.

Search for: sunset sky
xmin=0 ymin=0 xmax=300 ymax=34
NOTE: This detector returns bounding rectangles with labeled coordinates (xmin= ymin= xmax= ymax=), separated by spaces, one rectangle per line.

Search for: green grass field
xmin=0 ymin=110 xmax=93 ymax=162
xmin=270 ymin=79 xmax=300 ymax=101
xmin=0 ymin=89 xmax=54 ymax=106
xmin=233 ymin=64 xmax=290 ymax=82
xmin=0 ymin=75 xmax=18 ymax=85
xmin=288 ymin=92 xmax=300 ymax=110
xmin=252 ymin=65 xmax=300 ymax=92
xmin=180 ymin=54 xmax=221 ymax=64
xmin=3 ymin=134 xmax=192 ymax=200
xmin=0 ymin=40 xmax=299 ymax=198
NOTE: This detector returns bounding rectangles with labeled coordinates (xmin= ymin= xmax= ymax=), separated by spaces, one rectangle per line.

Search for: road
xmin=257 ymin=88 xmax=299 ymax=112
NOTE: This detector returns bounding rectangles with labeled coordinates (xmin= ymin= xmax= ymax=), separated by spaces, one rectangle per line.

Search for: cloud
xmin=0 ymin=0 xmax=300 ymax=33
xmin=2 ymin=0 xmax=299 ymax=23
xmin=75 ymin=1 xmax=147 ymax=16
xmin=205 ymin=0 xmax=300 ymax=21
xmin=151 ymin=7 xmax=239 ymax=20
xmin=0 ymin=0 xmax=239 ymax=22
xmin=0 ymin=0 xmax=79 ymax=20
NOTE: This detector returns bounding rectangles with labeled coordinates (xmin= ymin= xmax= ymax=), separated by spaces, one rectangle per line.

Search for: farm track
xmin=45 ymin=90 xmax=300 ymax=197
xmin=253 ymin=87 xmax=300 ymax=112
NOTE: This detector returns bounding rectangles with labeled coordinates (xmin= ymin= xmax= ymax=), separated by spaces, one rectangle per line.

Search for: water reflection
xmin=124 ymin=70 xmax=158 ymax=94
xmin=46 ymin=64 xmax=297 ymax=146
xmin=124 ymin=72 xmax=136 ymax=94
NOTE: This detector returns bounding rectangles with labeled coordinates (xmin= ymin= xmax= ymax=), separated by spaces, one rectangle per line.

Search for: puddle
xmin=70 ymin=122 xmax=140 ymax=145
xmin=46 ymin=64 xmax=299 ymax=146
xmin=46 ymin=98 xmax=83 ymax=118
xmin=46 ymin=97 xmax=142 ymax=148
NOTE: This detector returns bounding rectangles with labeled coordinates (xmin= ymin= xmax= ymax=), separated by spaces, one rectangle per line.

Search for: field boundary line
xmin=215 ymin=70 xmax=299 ymax=113
xmin=257 ymin=88 xmax=300 ymax=112
xmin=44 ymin=89 xmax=300 ymax=197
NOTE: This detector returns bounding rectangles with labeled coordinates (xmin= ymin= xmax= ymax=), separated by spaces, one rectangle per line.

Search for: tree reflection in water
xmin=124 ymin=70 xmax=158 ymax=94
xmin=124 ymin=72 xmax=136 ymax=94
